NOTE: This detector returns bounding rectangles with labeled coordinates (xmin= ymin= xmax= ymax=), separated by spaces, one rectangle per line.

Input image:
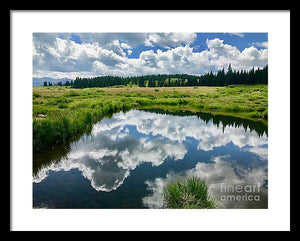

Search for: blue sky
xmin=127 ymin=33 xmax=268 ymax=59
xmin=33 ymin=32 xmax=268 ymax=79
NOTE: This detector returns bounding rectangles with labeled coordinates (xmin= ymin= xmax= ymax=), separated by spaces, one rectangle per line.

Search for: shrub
xmin=207 ymin=105 xmax=220 ymax=111
xmin=249 ymin=111 xmax=261 ymax=118
xmin=178 ymin=98 xmax=188 ymax=105
xmin=224 ymin=105 xmax=240 ymax=112
xmin=256 ymin=107 xmax=266 ymax=112
xmin=58 ymin=103 xmax=68 ymax=109
xmin=196 ymin=104 xmax=204 ymax=109
xmin=63 ymin=91 xmax=80 ymax=97
xmin=136 ymin=98 xmax=153 ymax=105
xmin=262 ymin=111 xmax=268 ymax=119
xmin=163 ymin=177 xmax=216 ymax=209
xmin=33 ymin=93 xmax=41 ymax=98
xmin=131 ymin=93 xmax=142 ymax=97
xmin=147 ymin=95 xmax=157 ymax=100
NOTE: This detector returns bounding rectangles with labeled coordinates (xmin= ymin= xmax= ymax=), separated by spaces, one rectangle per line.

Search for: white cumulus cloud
xmin=33 ymin=33 xmax=268 ymax=80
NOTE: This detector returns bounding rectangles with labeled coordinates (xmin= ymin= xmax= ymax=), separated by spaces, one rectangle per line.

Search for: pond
xmin=33 ymin=109 xmax=268 ymax=209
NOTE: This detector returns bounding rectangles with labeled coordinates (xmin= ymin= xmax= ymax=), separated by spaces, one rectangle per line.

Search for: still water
xmin=33 ymin=109 xmax=268 ymax=209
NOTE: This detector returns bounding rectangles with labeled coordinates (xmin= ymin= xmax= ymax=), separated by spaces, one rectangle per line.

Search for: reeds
xmin=163 ymin=177 xmax=216 ymax=209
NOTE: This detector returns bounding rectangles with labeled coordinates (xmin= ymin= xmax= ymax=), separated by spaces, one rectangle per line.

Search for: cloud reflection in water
xmin=143 ymin=155 xmax=267 ymax=208
xmin=33 ymin=110 xmax=267 ymax=199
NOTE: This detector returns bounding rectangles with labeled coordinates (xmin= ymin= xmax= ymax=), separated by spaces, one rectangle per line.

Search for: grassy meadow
xmin=33 ymin=84 xmax=268 ymax=152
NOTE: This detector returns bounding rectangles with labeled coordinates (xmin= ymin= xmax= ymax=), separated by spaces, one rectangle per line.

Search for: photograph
xmin=10 ymin=10 xmax=291 ymax=231
xmin=32 ymin=32 xmax=268 ymax=209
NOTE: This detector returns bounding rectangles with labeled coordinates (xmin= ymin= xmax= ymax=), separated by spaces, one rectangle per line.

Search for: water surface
xmin=33 ymin=109 xmax=268 ymax=209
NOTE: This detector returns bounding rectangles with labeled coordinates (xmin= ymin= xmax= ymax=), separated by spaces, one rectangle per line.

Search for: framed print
xmin=10 ymin=10 xmax=291 ymax=231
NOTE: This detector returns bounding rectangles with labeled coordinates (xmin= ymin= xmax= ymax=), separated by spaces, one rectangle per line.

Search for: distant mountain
xmin=33 ymin=77 xmax=74 ymax=87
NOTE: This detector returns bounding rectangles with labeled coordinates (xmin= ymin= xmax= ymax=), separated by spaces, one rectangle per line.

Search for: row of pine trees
xmin=44 ymin=64 xmax=268 ymax=88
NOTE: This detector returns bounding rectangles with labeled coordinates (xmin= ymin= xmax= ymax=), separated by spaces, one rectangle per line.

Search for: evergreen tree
xmin=70 ymin=64 xmax=268 ymax=88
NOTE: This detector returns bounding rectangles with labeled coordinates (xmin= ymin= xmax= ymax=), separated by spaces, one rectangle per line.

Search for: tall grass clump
xmin=163 ymin=177 xmax=216 ymax=209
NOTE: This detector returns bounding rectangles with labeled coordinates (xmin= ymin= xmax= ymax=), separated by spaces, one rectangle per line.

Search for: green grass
xmin=33 ymin=84 xmax=268 ymax=152
xmin=163 ymin=177 xmax=216 ymax=209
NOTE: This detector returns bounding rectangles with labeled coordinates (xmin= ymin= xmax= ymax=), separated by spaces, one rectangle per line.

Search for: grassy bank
xmin=33 ymin=84 xmax=268 ymax=152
